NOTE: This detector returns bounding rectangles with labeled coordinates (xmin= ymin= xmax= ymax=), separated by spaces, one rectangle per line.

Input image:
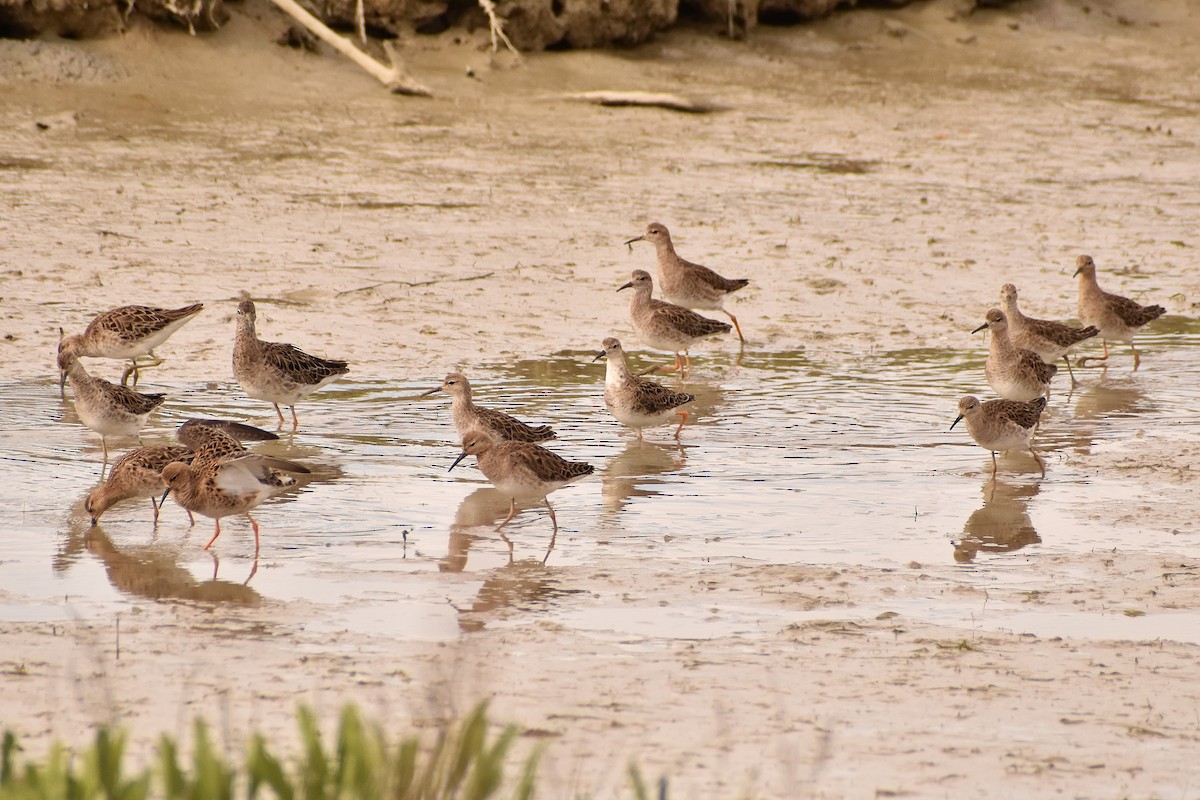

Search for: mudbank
xmin=0 ymin=0 xmax=1014 ymax=50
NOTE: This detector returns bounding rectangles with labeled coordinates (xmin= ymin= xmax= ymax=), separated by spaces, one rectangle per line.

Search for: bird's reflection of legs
xmin=209 ymin=550 xmax=259 ymax=585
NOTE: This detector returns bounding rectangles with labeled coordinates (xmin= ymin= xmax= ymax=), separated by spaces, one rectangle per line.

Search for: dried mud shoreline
xmin=3 ymin=0 xmax=1200 ymax=797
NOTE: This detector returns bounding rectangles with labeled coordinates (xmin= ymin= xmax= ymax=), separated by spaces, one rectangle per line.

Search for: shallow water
xmin=3 ymin=320 xmax=1197 ymax=642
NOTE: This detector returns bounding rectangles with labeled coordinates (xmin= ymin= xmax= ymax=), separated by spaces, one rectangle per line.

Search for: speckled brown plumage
xmin=594 ymin=337 xmax=694 ymax=440
xmin=449 ymin=431 xmax=593 ymax=534
xmin=951 ymin=395 xmax=1047 ymax=477
xmin=1073 ymin=255 xmax=1166 ymax=369
xmin=625 ymin=222 xmax=748 ymax=341
xmin=972 ymin=309 xmax=1057 ymax=402
xmin=162 ymin=425 xmax=310 ymax=553
xmin=59 ymin=351 xmax=166 ymax=467
xmin=619 ymin=270 xmax=731 ymax=374
xmin=422 ymin=372 xmax=555 ymax=442
xmin=232 ymin=300 xmax=349 ymax=431
xmin=59 ymin=303 xmax=203 ymax=388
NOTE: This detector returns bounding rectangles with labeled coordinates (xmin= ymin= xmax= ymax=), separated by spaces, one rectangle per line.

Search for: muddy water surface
xmin=2 ymin=318 xmax=1196 ymax=641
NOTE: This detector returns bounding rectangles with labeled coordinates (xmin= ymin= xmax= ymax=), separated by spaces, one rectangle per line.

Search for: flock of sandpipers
xmin=57 ymin=225 xmax=1167 ymax=552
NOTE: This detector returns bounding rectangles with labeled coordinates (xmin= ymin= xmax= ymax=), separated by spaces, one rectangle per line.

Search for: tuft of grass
xmin=0 ymin=701 xmax=540 ymax=800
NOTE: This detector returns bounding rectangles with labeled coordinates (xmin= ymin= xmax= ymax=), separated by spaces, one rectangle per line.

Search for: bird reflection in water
xmin=601 ymin=439 xmax=687 ymax=518
xmin=1067 ymin=378 xmax=1147 ymax=457
xmin=440 ymin=487 xmax=557 ymax=571
xmin=91 ymin=525 xmax=260 ymax=602
xmin=953 ymin=479 xmax=1041 ymax=563
xmin=61 ymin=511 xmax=261 ymax=603
xmin=442 ymin=489 xmax=578 ymax=633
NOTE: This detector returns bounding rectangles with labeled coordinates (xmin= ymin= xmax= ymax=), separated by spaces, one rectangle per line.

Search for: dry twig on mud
xmin=336 ymin=272 xmax=495 ymax=297
xmin=268 ymin=0 xmax=432 ymax=96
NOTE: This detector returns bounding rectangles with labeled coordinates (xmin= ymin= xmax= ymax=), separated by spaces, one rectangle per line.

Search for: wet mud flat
xmin=3 ymin=0 xmax=1200 ymax=796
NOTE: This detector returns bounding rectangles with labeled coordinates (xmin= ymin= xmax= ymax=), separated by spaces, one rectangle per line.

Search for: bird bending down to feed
xmin=58 ymin=302 xmax=204 ymax=391
xmin=84 ymin=419 xmax=280 ymax=526
xmin=59 ymin=351 xmax=166 ymax=470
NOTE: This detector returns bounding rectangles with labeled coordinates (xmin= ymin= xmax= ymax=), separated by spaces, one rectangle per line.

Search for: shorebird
xmin=422 ymin=372 xmax=555 ymax=442
xmin=58 ymin=303 xmax=204 ymax=391
xmin=449 ymin=430 xmax=593 ymax=534
xmin=619 ymin=270 xmax=731 ymax=375
xmin=951 ymin=395 xmax=1047 ymax=477
xmin=85 ymin=420 xmax=280 ymax=526
xmin=999 ymin=283 xmax=1098 ymax=384
xmin=972 ymin=309 xmax=1057 ymax=401
xmin=232 ymin=300 xmax=350 ymax=431
xmin=161 ymin=426 xmax=310 ymax=553
xmin=59 ymin=351 xmax=166 ymax=469
xmin=625 ymin=222 xmax=749 ymax=342
xmin=1073 ymin=255 xmax=1166 ymax=369
xmin=594 ymin=337 xmax=695 ymax=440
xmin=85 ymin=444 xmax=194 ymax=526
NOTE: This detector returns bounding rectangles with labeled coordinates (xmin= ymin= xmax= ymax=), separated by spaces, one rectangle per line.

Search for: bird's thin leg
xmin=272 ymin=403 xmax=286 ymax=430
xmin=1031 ymin=446 xmax=1046 ymax=478
xmin=1131 ymin=343 xmax=1142 ymax=371
xmin=289 ymin=406 xmax=299 ymax=432
xmin=1063 ymin=355 xmax=1078 ymax=386
xmin=990 ymin=450 xmax=998 ymax=478
xmin=725 ymin=310 xmax=745 ymax=343
xmin=673 ymin=410 xmax=689 ymax=439
xmin=247 ymin=513 xmax=261 ymax=555
xmin=545 ymin=499 xmax=559 ymax=535
xmin=203 ymin=519 xmax=223 ymax=550
xmin=495 ymin=498 xmax=518 ymax=531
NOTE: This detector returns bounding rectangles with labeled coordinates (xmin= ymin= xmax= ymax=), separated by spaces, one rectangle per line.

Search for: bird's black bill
xmin=950 ymin=415 xmax=964 ymax=431
xmin=448 ymin=450 xmax=469 ymax=472
xmin=970 ymin=323 xmax=989 ymax=334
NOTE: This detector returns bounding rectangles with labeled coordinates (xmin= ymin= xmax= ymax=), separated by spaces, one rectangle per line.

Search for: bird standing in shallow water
xmin=625 ymin=222 xmax=749 ymax=343
xmin=619 ymin=269 xmax=731 ymax=376
xmin=999 ymin=283 xmax=1098 ymax=385
xmin=951 ymin=395 xmax=1047 ymax=478
xmin=422 ymin=372 xmax=555 ymax=442
xmin=1073 ymin=255 xmax=1166 ymax=370
xmin=59 ymin=351 xmax=166 ymax=471
xmin=58 ymin=302 xmax=204 ymax=391
xmin=84 ymin=419 xmax=281 ymax=526
xmin=161 ymin=425 xmax=310 ymax=553
xmin=232 ymin=300 xmax=350 ymax=432
xmin=594 ymin=337 xmax=694 ymax=440
xmin=449 ymin=430 xmax=593 ymax=535
xmin=972 ymin=309 xmax=1057 ymax=402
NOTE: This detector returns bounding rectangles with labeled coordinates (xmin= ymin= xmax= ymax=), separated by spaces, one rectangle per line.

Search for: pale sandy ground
xmin=3 ymin=0 xmax=1200 ymax=797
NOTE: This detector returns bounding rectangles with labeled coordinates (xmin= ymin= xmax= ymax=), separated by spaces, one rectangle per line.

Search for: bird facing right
xmin=1073 ymin=255 xmax=1166 ymax=369
xmin=951 ymin=395 xmax=1047 ymax=477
